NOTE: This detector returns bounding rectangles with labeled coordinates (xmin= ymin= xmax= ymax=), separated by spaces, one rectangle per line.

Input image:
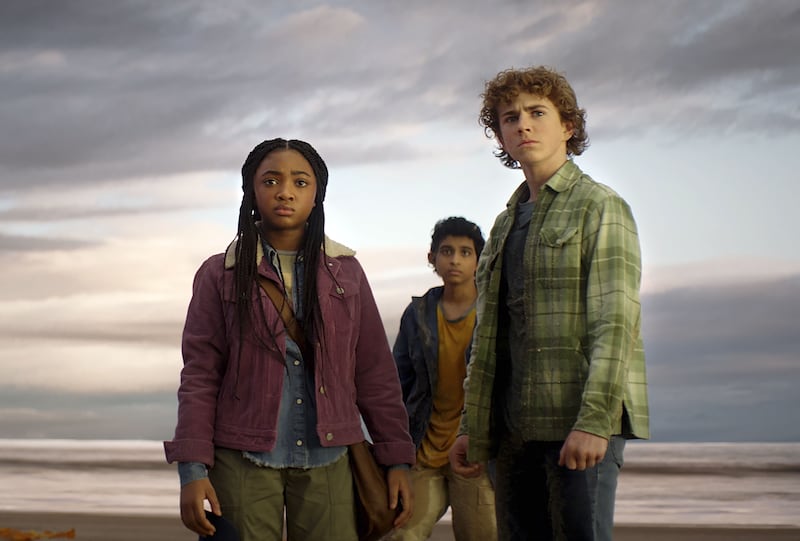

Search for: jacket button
xmin=336 ymin=286 xmax=344 ymax=294
xmin=325 ymin=433 xmax=334 ymax=441
xmin=296 ymin=440 xmax=304 ymax=447
xmin=319 ymin=386 xmax=326 ymax=395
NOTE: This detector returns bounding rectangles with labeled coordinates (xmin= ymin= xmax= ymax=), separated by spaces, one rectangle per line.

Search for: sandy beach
xmin=1 ymin=512 xmax=799 ymax=541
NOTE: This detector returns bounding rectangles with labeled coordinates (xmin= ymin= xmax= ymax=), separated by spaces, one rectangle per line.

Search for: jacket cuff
xmin=164 ymin=438 xmax=216 ymax=467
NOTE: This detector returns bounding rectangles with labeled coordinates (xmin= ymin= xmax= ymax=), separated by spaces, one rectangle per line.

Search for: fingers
xmin=180 ymin=501 xmax=216 ymax=537
xmin=557 ymin=447 xmax=572 ymax=469
xmin=394 ymin=502 xmax=413 ymax=529
xmin=207 ymin=484 xmax=222 ymax=516
xmin=448 ymin=435 xmax=482 ymax=477
xmin=179 ymin=479 xmax=218 ymax=537
xmin=447 ymin=435 xmax=468 ymax=467
xmin=453 ymin=462 xmax=482 ymax=477
xmin=559 ymin=445 xmax=590 ymax=470
xmin=387 ymin=473 xmax=400 ymax=510
xmin=450 ymin=445 xmax=482 ymax=477
xmin=387 ymin=469 xmax=414 ymax=529
xmin=196 ymin=512 xmax=217 ymax=538
xmin=393 ymin=487 xmax=413 ymax=529
xmin=559 ymin=431 xmax=608 ymax=470
xmin=453 ymin=461 xmax=483 ymax=477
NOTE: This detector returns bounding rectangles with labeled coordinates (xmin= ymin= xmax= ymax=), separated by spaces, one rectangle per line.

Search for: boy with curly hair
xmin=450 ymin=66 xmax=650 ymax=540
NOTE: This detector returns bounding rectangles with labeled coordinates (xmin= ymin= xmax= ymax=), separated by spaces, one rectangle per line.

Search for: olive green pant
xmin=209 ymin=447 xmax=358 ymax=541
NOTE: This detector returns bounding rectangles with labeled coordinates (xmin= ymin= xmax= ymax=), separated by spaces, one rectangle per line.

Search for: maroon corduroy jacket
xmin=164 ymin=237 xmax=414 ymax=468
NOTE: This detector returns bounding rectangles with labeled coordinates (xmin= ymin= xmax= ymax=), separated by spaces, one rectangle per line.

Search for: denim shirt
xmin=178 ymin=243 xmax=345 ymax=485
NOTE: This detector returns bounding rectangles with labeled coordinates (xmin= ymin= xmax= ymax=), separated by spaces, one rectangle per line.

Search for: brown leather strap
xmin=257 ymin=276 xmax=308 ymax=355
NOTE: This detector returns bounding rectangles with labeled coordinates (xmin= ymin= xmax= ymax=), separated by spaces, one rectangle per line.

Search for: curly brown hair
xmin=479 ymin=66 xmax=588 ymax=168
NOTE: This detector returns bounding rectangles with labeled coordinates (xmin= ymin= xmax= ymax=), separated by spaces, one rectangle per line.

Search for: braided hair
xmin=235 ymin=138 xmax=329 ymax=368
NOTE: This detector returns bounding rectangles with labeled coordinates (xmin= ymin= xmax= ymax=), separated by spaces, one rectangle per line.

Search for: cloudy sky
xmin=1 ymin=0 xmax=798 ymax=442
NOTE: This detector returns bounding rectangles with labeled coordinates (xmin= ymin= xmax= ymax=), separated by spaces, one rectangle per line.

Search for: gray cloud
xmin=1 ymin=0 xmax=798 ymax=193
xmin=0 ymin=203 xmax=202 ymax=222
xmin=0 ymin=232 xmax=95 ymax=251
xmin=0 ymin=320 xmax=182 ymax=348
xmin=1 ymin=272 xmax=797 ymax=441
xmin=1 ymin=0 xmax=799 ymax=442
xmin=643 ymin=275 xmax=799 ymax=362
xmin=641 ymin=274 xmax=800 ymax=441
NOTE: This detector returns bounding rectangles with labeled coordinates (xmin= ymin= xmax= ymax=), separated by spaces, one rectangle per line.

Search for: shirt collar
xmin=506 ymin=160 xmax=582 ymax=208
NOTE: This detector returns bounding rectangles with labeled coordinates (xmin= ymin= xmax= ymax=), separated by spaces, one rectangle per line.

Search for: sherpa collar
xmin=224 ymin=234 xmax=356 ymax=270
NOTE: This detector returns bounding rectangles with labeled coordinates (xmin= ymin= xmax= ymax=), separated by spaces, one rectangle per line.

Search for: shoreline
xmin=1 ymin=511 xmax=799 ymax=541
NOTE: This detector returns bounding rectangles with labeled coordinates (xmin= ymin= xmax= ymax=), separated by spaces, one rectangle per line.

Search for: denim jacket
xmin=393 ymin=286 xmax=473 ymax=447
xmin=164 ymin=236 xmax=415 ymax=468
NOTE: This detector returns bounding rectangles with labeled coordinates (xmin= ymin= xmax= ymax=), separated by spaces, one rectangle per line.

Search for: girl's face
xmin=253 ymin=148 xmax=317 ymax=251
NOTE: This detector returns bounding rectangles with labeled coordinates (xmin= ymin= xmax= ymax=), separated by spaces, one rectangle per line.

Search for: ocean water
xmin=0 ymin=439 xmax=798 ymax=528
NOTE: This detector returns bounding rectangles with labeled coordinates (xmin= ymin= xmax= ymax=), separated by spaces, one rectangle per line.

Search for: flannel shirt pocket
xmin=538 ymin=226 xmax=580 ymax=289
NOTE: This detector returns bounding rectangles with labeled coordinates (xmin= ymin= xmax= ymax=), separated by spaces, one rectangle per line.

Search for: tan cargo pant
xmin=385 ymin=462 xmax=497 ymax=541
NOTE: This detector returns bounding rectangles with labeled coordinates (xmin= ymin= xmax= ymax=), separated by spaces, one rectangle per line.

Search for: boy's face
xmin=496 ymin=92 xmax=573 ymax=171
xmin=428 ymin=235 xmax=478 ymax=287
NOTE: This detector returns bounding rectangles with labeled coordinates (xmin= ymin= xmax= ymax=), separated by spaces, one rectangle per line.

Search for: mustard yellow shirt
xmin=417 ymin=304 xmax=475 ymax=467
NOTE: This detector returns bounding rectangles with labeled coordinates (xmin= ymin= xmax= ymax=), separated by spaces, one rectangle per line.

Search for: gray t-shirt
xmin=501 ymin=200 xmax=535 ymax=433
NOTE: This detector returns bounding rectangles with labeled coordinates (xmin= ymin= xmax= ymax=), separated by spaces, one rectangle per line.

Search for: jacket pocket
xmin=327 ymin=278 xmax=360 ymax=323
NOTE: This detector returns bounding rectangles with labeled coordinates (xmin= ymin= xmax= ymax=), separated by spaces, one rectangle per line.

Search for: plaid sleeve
xmin=573 ymin=192 xmax=644 ymax=438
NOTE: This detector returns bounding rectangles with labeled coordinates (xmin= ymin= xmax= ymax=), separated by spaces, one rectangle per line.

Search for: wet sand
xmin=1 ymin=511 xmax=799 ymax=540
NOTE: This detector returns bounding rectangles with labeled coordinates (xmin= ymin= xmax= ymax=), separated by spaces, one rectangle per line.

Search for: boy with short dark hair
xmin=391 ymin=217 xmax=497 ymax=541
xmin=450 ymin=66 xmax=650 ymax=540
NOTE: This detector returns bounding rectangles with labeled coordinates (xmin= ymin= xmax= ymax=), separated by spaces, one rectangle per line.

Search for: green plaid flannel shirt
xmin=463 ymin=160 xmax=650 ymax=462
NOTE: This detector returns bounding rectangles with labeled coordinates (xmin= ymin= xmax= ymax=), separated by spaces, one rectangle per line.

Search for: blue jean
xmin=494 ymin=435 xmax=625 ymax=541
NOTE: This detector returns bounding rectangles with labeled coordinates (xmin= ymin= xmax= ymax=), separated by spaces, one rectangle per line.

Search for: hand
xmin=179 ymin=478 xmax=221 ymax=536
xmin=448 ymin=435 xmax=483 ymax=478
xmin=558 ymin=430 xmax=608 ymax=470
xmin=387 ymin=468 xmax=414 ymax=529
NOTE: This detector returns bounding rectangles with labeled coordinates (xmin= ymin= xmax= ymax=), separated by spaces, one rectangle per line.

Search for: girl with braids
xmin=165 ymin=138 xmax=415 ymax=541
